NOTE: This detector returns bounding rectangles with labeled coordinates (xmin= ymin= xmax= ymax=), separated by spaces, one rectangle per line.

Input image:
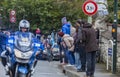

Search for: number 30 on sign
xmin=82 ymin=0 xmax=98 ymax=16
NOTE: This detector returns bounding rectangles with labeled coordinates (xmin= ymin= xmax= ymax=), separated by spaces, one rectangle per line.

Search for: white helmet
xmin=19 ymin=19 xmax=30 ymax=31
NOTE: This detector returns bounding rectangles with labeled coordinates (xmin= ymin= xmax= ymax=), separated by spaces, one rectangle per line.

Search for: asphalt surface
xmin=0 ymin=60 xmax=67 ymax=77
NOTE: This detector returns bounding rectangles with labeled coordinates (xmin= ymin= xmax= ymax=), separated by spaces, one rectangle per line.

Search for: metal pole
xmin=112 ymin=0 xmax=118 ymax=74
xmin=88 ymin=16 xmax=92 ymax=24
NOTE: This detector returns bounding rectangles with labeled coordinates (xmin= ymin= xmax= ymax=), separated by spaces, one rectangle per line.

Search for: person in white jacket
xmin=58 ymin=31 xmax=75 ymax=65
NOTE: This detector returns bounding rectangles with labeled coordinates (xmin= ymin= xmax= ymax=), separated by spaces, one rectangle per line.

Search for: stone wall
xmin=99 ymin=25 xmax=120 ymax=72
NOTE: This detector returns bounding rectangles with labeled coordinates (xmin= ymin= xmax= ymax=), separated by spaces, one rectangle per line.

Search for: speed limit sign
xmin=82 ymin=0 xmax=98 ymax=16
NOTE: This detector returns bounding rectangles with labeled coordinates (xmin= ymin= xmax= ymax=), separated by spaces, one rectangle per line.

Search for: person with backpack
xmin=82 ymin=23 xmax=98 ymax=77
xmin=60 ymin=17 xmax=71 ymax=64
xmin=58 ymin=31 xmax=75 ymax=65
xmin=73 ymin=19 xmax=86 ymax=72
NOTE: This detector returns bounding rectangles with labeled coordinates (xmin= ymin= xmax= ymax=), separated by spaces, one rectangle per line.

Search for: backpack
xmin=63 ymin=35 xmax=74 ymax=51
xmin=70 ymin=26 xmax=76 ymax=37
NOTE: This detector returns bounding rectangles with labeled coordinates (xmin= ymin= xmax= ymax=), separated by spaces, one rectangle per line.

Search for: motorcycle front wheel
xmin=18 ymin=73 xmax=27 ymax=77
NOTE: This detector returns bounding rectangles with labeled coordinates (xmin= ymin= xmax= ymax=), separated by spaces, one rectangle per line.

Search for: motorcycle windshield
xmin=14 ymin=33 xmax=33 ymax=52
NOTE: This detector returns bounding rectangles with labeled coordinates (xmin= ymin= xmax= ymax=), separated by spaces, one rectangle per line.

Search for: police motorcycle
xmin=6 ymin=20 xmax=42 ymax=77
xmin=5 ymin=32 xmax=42 ymax=77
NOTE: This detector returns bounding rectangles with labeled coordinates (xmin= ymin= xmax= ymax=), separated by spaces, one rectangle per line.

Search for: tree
xmin=0 ymin=0 xmax=87 ymax=33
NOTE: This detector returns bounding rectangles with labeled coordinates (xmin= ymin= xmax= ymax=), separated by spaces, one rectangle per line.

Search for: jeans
xmin=74 ymin=52 xmax=81 ymax=70
xmin=68 ymin=51 xmax=75 ymax=65
xmin=65 ymin=49 xmax=75 ymax=65
xmin=62 ymin=47 xmax=68 ymax=64
xmin=47 ymin=48 xmax=53 ymax=61
xmin=86 ymin=51 xmax=96 ymax=76
xmin=80 ymin=46 xmax=86 ymax=70
xmin=59 ymin=45 xmax=63 ymax=63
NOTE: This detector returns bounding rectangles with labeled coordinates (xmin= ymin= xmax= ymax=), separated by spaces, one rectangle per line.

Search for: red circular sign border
xmin=82 ymin=0 xmax=98 ymax=16
xmin=9 ymin=10 xmax=16 ymax=23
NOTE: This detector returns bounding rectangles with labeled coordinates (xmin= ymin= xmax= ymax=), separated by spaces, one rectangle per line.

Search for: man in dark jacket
xmin=82 ymin=23 xmax=98 ymax=77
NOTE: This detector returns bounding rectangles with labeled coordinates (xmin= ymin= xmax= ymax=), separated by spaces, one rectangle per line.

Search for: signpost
xmin=112 ymin=0 xmax=118 ymax=74
xmin=107 ymin=40 xmax=113 ymax=71
xmin=9 ymin=10 xmax=16 ymax=31
xmin=82 ymin=0 xmax=98 ymax=24
xmin=10 ymin=10 xmax=16 ymax=23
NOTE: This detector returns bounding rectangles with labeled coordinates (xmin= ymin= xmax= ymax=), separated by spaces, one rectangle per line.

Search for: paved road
xmin=0 ymin=60 xmax=67 ymax=77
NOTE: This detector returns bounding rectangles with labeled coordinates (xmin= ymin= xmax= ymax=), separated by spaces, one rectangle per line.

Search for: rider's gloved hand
xmin=1 ymin=50 xmax=7 ymax=57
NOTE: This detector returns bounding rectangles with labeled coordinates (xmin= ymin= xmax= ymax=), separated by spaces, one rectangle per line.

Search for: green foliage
xmin=107 ymin=0 xmax=120 ymax=24
xmin=0 ymin=0 xmax=86 ymax=33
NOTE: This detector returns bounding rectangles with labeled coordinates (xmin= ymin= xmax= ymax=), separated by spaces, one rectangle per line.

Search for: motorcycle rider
xmin=1 ymin=19 xmax=43 ymax=75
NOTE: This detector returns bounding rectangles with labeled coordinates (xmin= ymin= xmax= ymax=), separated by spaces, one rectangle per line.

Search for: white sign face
xmin=10 ymin=17 xmax=16 ymax=23
xmin=11 ymin=10 xmax=16 ymax=15
xmin=85 ymin=3 xmax=96 ymax=13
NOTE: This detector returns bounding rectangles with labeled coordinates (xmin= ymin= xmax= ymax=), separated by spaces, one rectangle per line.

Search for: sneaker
xmin=66 ymin=64 xmax=73 ymax=66
xmin=77 ymin=69 xmax=85 ymax=72
xmin=60 ymin=62 xmax=67 ymax=65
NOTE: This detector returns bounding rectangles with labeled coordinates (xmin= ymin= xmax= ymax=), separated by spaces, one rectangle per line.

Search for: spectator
xmin=58 ymin=31 xmax=75 ymax=65
xmin=76 ymin=19 xmax=86 ymax=72
xmin=82 ymin=23 xmax=98 ymax=77
xmin=35 ymin=28 xmax=41 ymax=40
xmin=74 ymin=19 xmax=83 ymax=72
xmin=61 ymin=17 xmax=70 ymax=35
xmin=60 ymin=17 xmax=71 ymax=64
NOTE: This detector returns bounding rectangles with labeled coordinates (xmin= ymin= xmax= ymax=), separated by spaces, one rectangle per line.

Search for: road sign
xmin=108 ymin=48 xmax=112 ymax=56
xmin=82 ymin=0 xmax=98 ymax=16
xmin=10 ymin=10 xmax=16 ymax=15
xmin=94 ymin=0 xmax=109 ymax=16
xmin=10 ymin=10 xmax=16 ymax=23
xmin=10 ymin=16 xmax=16 ymax=23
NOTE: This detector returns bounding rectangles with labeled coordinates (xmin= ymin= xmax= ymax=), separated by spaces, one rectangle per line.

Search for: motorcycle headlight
xmin=8 ymin=39 xmax=14 ymax=44
xmin=14 ymin=49 xmax=33 ymax=59
xmin=34 ymin=43 xmax=40 ymax=47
